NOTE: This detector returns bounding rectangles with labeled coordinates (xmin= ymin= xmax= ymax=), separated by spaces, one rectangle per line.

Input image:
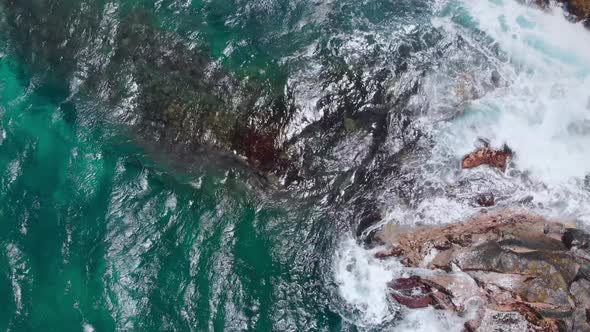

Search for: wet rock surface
xmin=533 ymin=0 xmax=590 ymax=26
xmin=0 ymin=0 xmax=587 ymax=330
xmin=461 ymin=141 xmax=512 ymax=172
xmin=557 ymin=0 xmax=590 ymax=25
xmin=376 ymin=212 xmax=590 ymax=331
xmin=475 ymin=193 xmax=496 ymax=207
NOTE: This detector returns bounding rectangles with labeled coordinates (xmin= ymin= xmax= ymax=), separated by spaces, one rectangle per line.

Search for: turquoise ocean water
xmin=1 ymin=0 xmax=590 ymax=331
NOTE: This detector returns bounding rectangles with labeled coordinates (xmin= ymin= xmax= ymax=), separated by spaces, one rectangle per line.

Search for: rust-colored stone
xmin=389 ymin=277 xmax=436 ymax=309
xmin=375 ymin=247 xmax=404 ymax=259
xmin=461 ymin=145 xmax=512 ymax=171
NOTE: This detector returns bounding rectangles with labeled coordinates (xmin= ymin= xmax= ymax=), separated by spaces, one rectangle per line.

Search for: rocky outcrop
xmin=564 ymin=0 xmax=590 ymax=21
xmin=461 ymin=141 xmax=512 ymax=171
xmin=375 ymin=212 xmax=590 ymax=331
xmin=475 ymin=193 xmax=496 ymax=207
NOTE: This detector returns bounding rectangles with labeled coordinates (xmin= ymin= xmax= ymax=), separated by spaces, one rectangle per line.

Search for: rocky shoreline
xmin=368 ymin=141 xmax=590 ymax=331
xmin=374 ymin=211 xmax=590 ymax=331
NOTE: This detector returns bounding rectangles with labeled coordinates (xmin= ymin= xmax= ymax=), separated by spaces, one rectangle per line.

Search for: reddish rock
xmin=461 ymin=144 xmax=512 ymax=171
xmin=389 ymin=277 xmax=436 ymax=309
xmin=375 ymin=247 xmax=403 ymax=259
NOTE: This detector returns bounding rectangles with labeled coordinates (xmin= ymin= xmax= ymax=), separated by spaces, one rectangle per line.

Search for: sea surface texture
xmin=0 ymin=0 xmax=589 ymax=331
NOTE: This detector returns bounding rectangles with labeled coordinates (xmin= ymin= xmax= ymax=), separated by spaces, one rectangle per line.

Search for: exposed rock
xmin=376 ymin=212 xmax=566 ymax=266
xmin=563 ymin=228 xmax=590 ymax=249
xmin=376 ymin=211 xmax=590 ymax=331
xmin=461 ymin=142 xmax=512 ymax=171
xmin=389 ymin=277 xmax=438 ymax=309
xmin=572 ymin=308 xmax=590 ymax=331
xmin=562 ymin=0 xmax=590 ymax=23
xmin=467 ymin=305 xmax=564 ymax=332
xmin=471 ymin=309 xmax=531 ymax=332
xmin=571 ymin=279 xmax=590 ymax=308
xmin=375 ymin=247 xmax=404 ymax=259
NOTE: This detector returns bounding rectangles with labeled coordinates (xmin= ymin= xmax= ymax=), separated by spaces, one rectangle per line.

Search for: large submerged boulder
xmin=375 ymin=212 xmax=590 ymax=331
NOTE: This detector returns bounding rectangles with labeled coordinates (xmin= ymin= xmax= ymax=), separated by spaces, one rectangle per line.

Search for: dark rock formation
xmin=531 ymin=0 xmax=590 ymax=26
xmin=475 ymin=193 xmax=495 ymax=207
xmin=376 ymin=212 xmax=590 ymax=331
xmin=560 ymin=0 xmax=590 ymax=25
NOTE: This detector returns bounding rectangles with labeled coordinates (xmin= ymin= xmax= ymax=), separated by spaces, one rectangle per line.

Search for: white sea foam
xmin=435 ymin=0 xmax=590 ymax=223
xmin=335 ymin=0 xmax=590 ymax=329
xmin=333 ymin=238 xmax=469 ymax=330
xmin=333 ymin=238 xmax=399 ymax=326
xmin=395 ymin=307 xmax=471 ymax=332
xmin=403 ymin=0 xmax=590 ymax=227
xmin=445 ymin=0 xmax=590 ymax=183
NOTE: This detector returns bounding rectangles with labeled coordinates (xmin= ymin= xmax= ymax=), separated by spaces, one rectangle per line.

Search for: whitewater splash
xmin=333 ymin=238 xmax=470 ymax=331
xmin=441 ymin=0 xmax=590 ymax=182
xmin=333 ymin=238 xmax=400 ymax=326
xmin=386 ymin=0 xmax=590 ymax=227
xmin=433 ymin=0 xmax=590 ymax=223
xmin=335 ymin=0 xmax=590 ymax=329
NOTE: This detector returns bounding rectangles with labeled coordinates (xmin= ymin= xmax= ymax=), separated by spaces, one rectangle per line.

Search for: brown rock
xmin=375 ymin=211 xmax=590 ymax=331
xmin=375 ymin=212 xmax=563 ymax=266
xmin=428 ymin=248 xmax=455 ymax=271
xmin=375 ymin=247 xmax=404 ymax=259
xmin=389 ymin=277 xmax=436 ymax=309
xmin=455 ymin=242 xmax=579 ymax=285
xmin=421 ymin=272 xmax=485 ymax=308
xmin=493 ymin=303 xmax=566 ymax=331
xmin=469 ymin=309 xmax=532 ymax=331
xmin=461 ymin=144 xmax=512 ymax=171
xmin=529 ymin=0 xmax=590 ymax=25
xmin=564 ymin=0 xmax=590 ymax=20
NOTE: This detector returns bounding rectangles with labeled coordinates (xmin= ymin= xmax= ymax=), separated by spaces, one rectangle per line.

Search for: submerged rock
xmin=475 ymin=193 xmax=495 ymax=207
xmin=375 ymin=212 xmax=590 ymax=331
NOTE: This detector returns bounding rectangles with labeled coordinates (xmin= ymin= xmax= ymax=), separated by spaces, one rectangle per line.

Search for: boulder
xmin=461 ymin=142 xmax=512 ymax=171
xmin=475 ymin=193 xmax=495 ymax=207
